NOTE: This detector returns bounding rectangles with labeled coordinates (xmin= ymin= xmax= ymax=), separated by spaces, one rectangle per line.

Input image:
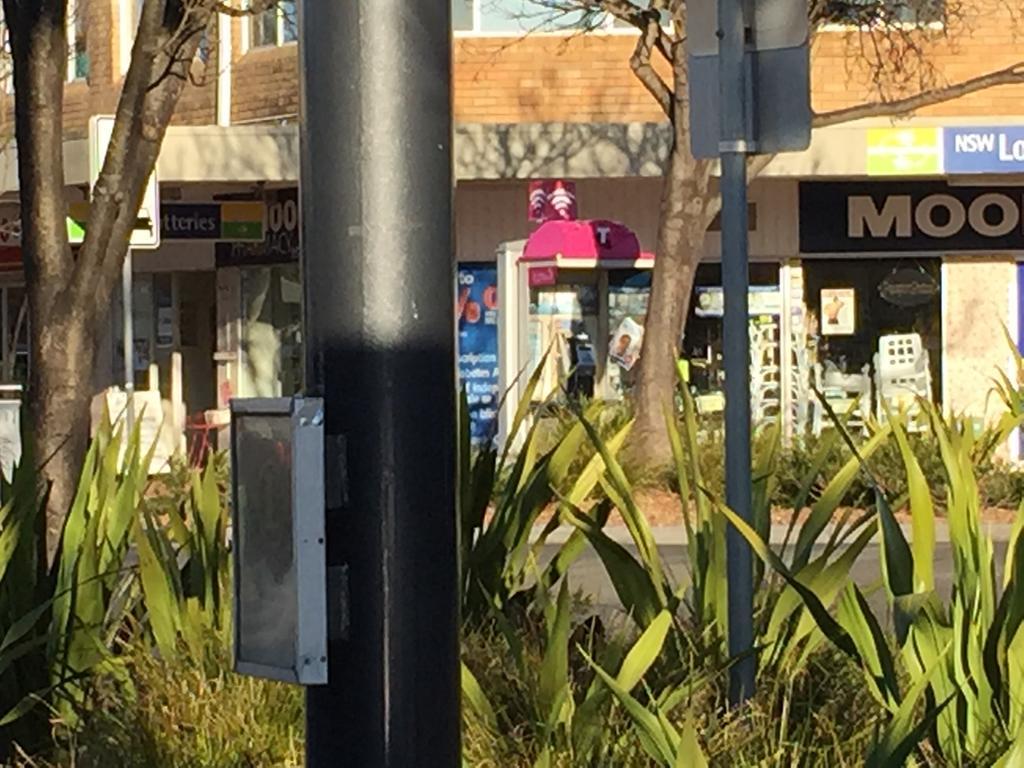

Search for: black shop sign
xmin=799 ymin=181 xmax=1024 ymax=253
xmin=215 ymin=188 xmax=299 ymax=267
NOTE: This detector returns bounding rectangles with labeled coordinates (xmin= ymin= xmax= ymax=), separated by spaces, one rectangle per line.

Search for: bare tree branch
xmin=813 ymin=61 xmax=1024 ymax=126
xmin=213 ymin=0 xmax=277 ymax=18
xmin=630 ymin=13 xmax=672 ymax=117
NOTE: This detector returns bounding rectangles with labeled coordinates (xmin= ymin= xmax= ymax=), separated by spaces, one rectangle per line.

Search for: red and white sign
xmin=528 ymin=265 xmax=558 ymax=287
xmin=528 ymin=180 xmax=578 ymax=223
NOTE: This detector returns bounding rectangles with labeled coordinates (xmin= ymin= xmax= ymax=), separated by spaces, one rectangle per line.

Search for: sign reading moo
xmin=800 ymin=182 xmax=1024 ymax=253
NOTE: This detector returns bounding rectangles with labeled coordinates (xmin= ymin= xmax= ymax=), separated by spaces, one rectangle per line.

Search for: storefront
xmin=455 ymin=176 xmax=803 ymax=445
xmin=799 ymin=180 xmax=1017 ymax=435
xmin=466 ymin=172 xmax=1018 ymax=450
xmin=213 ymin=188 xmax=302 ymax=411
xmin=492 ymin=216 xmax=790 ymax=444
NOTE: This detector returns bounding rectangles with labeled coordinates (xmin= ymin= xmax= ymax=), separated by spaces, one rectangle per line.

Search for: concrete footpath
xmin=535 ymin=521 xmax=1015 ymax=610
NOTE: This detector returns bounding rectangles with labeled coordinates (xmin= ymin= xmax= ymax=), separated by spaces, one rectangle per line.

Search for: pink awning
xmin=521 ymin=219 xmax=647 ymax=263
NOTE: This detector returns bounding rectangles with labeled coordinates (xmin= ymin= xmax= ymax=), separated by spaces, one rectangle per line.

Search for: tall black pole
xmin=719 ymin=0 xmax=756 ymax=704
xmin=299 ymin=3 xmax=460 ymax=766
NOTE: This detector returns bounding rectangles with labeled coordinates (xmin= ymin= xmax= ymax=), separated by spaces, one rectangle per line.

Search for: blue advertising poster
xmin=457 ymin=264 xmax=500 ymax=445
xmin=1019 ymin=264 xmax=1024 ymax=458
xmin=944 ymin=126 xmax=1024 ymax=174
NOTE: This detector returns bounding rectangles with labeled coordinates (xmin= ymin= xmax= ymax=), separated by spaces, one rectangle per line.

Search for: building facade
xmin=0 ymin=0 xmax=1022 ymax=456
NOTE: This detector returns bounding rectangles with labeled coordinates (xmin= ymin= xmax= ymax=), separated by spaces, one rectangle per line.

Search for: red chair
xmin=185 ymin=413 xmax=218 ymax=468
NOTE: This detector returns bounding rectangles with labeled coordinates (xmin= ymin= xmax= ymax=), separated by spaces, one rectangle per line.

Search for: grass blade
xmin=616 ymin=610 xmax=673 ymax=692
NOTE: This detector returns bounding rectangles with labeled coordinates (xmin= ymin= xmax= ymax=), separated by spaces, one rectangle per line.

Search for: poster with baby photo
xmin=609 ymin=317 xmax=644 ymax=371
xmin=820 ymin=288 xmax=856 ymax=336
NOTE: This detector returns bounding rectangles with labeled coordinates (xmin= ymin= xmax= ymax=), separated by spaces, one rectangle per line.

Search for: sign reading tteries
xmin=800 ymin=182 xmax=1024 ymax=253
xmin=161 ymin=202 xmax=265 ymax=242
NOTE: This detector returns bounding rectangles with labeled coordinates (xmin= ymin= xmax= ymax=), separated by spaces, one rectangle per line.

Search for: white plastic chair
xmin=812 ymin=362 xmax=871 ymax=436
xmin=874 ymin=333 xmax=932 ymax=428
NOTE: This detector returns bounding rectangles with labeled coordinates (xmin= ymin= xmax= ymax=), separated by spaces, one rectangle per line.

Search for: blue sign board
xmin=457 ymin=264 xmax=500 ymax=446
xmin=944 ymin=126 xmax=1024 ymax=174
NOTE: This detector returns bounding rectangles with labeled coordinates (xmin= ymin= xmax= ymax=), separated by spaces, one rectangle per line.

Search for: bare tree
xmin=526 ymin=0 xmax=1024 ymax=466
xmin=2 ymin=0 xmax=277 ymax=556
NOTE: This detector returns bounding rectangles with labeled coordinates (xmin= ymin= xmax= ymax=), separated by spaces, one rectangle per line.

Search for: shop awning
xmin=521 ymin=219 xmax=653 ymax=266
xmin=5 ymin=116 xmax=1024 ymax=195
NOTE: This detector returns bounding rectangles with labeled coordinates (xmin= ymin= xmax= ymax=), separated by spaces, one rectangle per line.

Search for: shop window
xmin=251 ymin=0 xmax=298 ymax=48
xmin=802 ymin=258 xmax=943 ymax=411
xmin=113 ymin=275 xmax=157 ymax=390
xmin=681 ymin=263 xmax=783 ymax=418
xmin=68 ymin=0 xmax=89 ymax=82
xmin=239 ymin=265 xmax=303 ymax=398
xmin=0 ymin=286 xmax=28 ymax=386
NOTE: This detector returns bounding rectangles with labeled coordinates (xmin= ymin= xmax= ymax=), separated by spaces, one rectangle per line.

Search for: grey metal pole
xmin=299 ymin=2 xmax=460 ymax=766
xmin=718 ymin=0 xmax=755 ymax=704
xmin=122 ymin=248 xmax=135 ymax=432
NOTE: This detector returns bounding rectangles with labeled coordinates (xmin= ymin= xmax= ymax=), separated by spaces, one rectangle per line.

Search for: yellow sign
xmin=866 ymin=127 xmax=942 ymax=176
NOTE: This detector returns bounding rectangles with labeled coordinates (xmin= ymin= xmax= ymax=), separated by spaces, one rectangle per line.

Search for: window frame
xmin=118 ymin=0 xmax=141 ymax=75
xmin=67 ymin=0 xmax=90 ymax=83
xmin=249 ymin=1 xmax=297 ymax=50
xmin=0 ymin=11 xmax=12 ymax=95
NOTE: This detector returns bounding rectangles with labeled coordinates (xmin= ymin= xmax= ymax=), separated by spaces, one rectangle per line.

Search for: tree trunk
xmin=4 ymin=0 xmax=212 ymax=558
xmin=629 ymin=96 xmax=714 ymax=468
xmin=4 ymin=0 xmax=88 ymax=558
xmin=30 ymin=309 xmax=97 ymax=557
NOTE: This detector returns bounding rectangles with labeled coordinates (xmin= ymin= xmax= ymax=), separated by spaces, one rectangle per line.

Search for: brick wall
xmin=55 ymin=0 xmax=214 ymax=136
xmin=230 ymin=44 xmax=299 ymax=124
xmin=219 ymin=11 xmax=1024 ymax=127
xmin=454 ymin=34 xmax=671 ymax=124
xmin=43 ymin=2 xmax=1024 ymax=140
xmin=810 ymin=5 xmax=1024 ymax=117
xmin=62 ymin=0 xmax=117 ymax=138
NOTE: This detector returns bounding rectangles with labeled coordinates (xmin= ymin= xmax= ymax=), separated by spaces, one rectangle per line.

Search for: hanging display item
xmin=879 ymin=268 xmax=939 ymax=307
xmin=820 ymin=287 xmax=856 ymax=336
xmin=609 ymin=317 xmax=644 ymax=371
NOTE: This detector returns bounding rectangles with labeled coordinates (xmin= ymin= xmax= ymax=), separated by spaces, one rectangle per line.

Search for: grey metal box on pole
xmin=229 ymin=397 xmax=328 ymax=687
